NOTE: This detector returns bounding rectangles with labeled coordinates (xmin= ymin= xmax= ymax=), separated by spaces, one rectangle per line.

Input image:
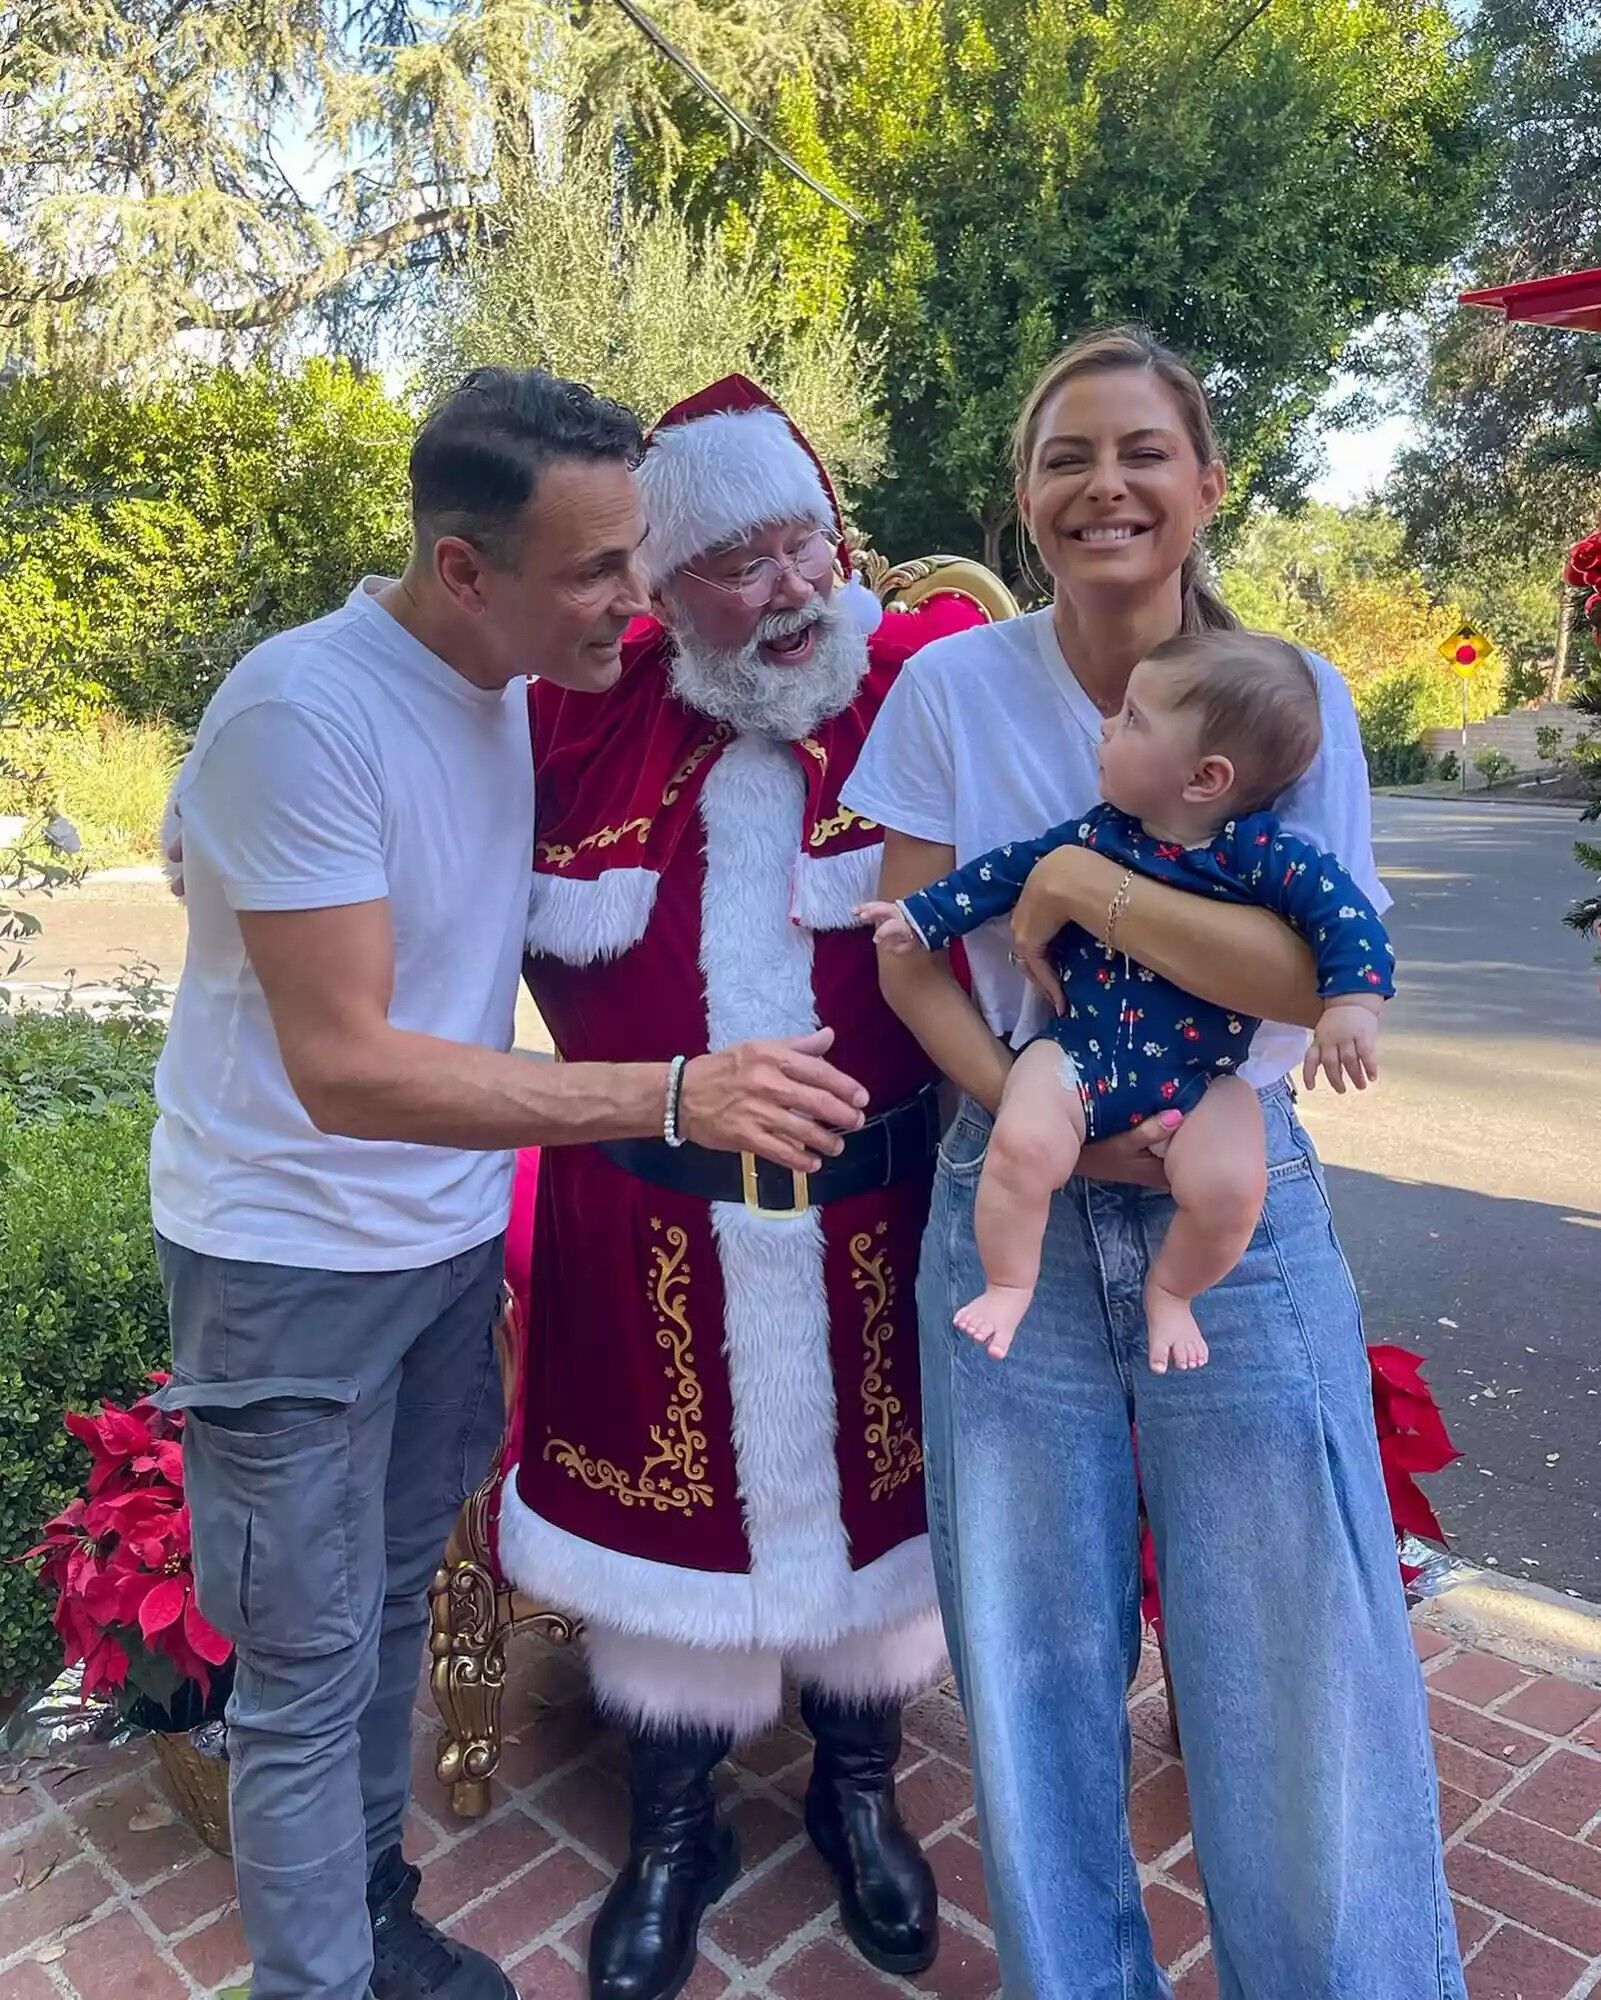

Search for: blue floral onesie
xmin=898 ymin=802 xmax=1396 ymax=1140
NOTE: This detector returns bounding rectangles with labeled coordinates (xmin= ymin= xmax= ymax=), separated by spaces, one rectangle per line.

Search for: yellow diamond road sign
xmin=1439 ymin=624 xmax=1495 ymax=678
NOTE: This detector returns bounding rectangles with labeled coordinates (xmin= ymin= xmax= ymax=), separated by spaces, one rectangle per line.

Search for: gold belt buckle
xmin=740 ymin=1152 xmax=811 ymax=1216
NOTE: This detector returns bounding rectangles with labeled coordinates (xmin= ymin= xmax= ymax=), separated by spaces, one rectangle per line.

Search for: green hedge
xmin=0 ymin=360 xmax=412 ymax=730
xmin=0 ymin=1012 xmax=166 ymax=1696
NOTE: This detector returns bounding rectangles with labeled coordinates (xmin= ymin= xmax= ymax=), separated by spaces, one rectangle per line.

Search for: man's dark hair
xmin=410 ymin=367 xmax=645 ymax=569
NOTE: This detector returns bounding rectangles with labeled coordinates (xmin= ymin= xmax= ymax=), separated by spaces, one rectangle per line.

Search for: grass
xmin=0 ymin=714 xmax=183 ymax=871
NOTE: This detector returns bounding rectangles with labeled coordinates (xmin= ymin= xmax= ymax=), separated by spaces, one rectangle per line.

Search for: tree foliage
xmin=0 ymin=362 xmax=412 ymax=729
xmin=0 ymin=0 xmax=845 ymax=376
xmin=423 ymin=126 xmax=883 ymax=490
xmin=1219 ymin=504 xmax=1501 ymax=775
xmin=679 ymin=0 xmax=1485 ymax=569
xmin=1386 ymin=0 xmax=1601 ymax=683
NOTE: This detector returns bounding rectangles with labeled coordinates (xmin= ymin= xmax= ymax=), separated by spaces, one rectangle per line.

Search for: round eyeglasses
xmin=683 ymin=529 xmax=837 ymax=609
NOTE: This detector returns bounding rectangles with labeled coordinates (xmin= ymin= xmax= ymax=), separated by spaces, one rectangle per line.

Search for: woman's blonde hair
xmin=1011 ymin=327 xmax=1239 ymax=635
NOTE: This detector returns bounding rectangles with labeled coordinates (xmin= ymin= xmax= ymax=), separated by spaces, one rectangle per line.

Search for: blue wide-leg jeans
xmin=917 ymin=1082 xmax=1464 ymax=2000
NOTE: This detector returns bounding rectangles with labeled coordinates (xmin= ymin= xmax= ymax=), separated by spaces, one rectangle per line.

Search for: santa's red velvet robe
xmin=497 ymin=596 xmax=982 ymax=1652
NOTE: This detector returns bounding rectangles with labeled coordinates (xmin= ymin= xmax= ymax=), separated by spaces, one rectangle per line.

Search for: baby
xmin=860 ymin=630 xmax=1394 ymax=1374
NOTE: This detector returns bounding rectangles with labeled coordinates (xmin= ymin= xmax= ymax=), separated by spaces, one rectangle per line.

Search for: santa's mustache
xmin=754 ymin=601 xmax=827 ymax=647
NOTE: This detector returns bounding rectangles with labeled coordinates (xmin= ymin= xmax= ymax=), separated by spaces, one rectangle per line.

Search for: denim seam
xmin=1254 ymin=1142 xmax=1328 ymax=1403
xmin=1118 ymin=1546 xmax=1144 ymax=2000
xmin=452 ymin=1326 xmax=497 ymax=1501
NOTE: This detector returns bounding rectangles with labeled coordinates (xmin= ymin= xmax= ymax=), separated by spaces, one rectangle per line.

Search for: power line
xmin=1208 ymin=0 xmax=1274 ymax=63
xmin=605 ymin=0 xmax=866 ymax=225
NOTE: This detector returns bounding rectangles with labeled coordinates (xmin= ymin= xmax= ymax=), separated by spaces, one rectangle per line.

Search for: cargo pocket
xmin=155 ymin=1374 xmax=361 ymax=1660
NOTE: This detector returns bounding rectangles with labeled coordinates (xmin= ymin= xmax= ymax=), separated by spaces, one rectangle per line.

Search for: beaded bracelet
xmin=663 ymin=1053 xmax=688 ymax=1148
xmin=1103 ymin=868 xmax=1136 ymax=956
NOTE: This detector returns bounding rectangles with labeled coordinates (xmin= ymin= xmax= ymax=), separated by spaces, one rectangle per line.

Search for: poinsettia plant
xmin=23 ymin=1375 xmax=233 ymax=1716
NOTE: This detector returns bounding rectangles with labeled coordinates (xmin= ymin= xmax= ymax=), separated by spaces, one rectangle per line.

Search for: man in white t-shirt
xmin=152 ymin=368 xmax=870 ymax=2000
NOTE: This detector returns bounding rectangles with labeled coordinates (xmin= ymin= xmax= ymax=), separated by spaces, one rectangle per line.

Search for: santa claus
xmin=497 ymin=378 xmax=984 ymax=2000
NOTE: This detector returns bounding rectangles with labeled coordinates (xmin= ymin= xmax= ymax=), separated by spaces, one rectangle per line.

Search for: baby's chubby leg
xmin=959 ymin=1038 xmax=1088 ymax=1360
xmin=1144 ymin=1075 xmax=1266 ymax=1373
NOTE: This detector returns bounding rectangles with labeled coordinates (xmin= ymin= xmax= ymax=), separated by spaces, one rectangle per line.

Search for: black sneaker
xmin=367 ymin=1845 xmax=516 ymax=1999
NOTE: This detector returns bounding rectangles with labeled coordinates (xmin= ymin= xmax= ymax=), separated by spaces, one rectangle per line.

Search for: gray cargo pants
xmin=154 ymin=1233 xmax=506 ymax=2000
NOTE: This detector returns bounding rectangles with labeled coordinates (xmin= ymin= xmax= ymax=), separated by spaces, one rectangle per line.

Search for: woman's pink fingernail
xmin=1159 ymin=1110 xmax=1183 ymax=1128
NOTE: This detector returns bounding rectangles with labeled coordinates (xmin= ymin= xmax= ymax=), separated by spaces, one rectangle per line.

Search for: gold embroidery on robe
xmin=662 ymin=729 xmax=730 ymax=806
xmin=809 ymin=805 xmax=878 ymax=849
xmin=537 ymin=818 xmax=652 ymax=870
xmin=850 ymin=1224 xmax=923 ymax=1502
xmin=544 ymin=1222 xmax=713 ymax=1513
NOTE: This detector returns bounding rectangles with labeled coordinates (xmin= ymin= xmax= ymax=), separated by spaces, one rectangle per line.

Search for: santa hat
xmin=636 ymin=375 xmax=883 ymax=634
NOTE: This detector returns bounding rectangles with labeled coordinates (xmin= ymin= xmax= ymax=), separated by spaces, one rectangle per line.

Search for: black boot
xmin=801 ymin=1688 xmax=938 ymax=1975
xmin=587 ymin=1722 xmax=739 ymax=2000
xmin=367 ymin=1845 xmax=515 ymax=1999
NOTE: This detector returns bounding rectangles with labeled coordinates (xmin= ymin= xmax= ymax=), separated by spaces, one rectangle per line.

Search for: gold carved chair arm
xmin=851 ymin=547 xmax=1022 ymax=622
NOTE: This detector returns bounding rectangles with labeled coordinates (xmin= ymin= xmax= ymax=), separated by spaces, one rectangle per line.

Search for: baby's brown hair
xmin=1142 ymin=629 xmax=1321 ymax=814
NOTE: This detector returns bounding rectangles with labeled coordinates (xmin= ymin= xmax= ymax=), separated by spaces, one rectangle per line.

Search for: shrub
xmin=0 ymin=361 xmax=412 ymax=730
xmin=0 ymin=1013 xmax=165 ymax=1695
xmin=1365 ymin=741 xmax=1436 ymax=787
xmin=0 ymin=1007 xmax=164 ymax=1121
xmin=1437 ymin=751 xmax=1460 ymax=782
xmin=1474 ymin=748 xmax=1517 ymax=789
xmin=0 ymin=716 xmax=182 ymax=870
xmin=1535 ymin=724 xmax=1567 ymax=766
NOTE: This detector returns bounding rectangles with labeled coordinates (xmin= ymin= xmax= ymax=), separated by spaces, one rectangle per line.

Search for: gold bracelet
xmin=1103 ymin=868 xmax=1136 ymax=955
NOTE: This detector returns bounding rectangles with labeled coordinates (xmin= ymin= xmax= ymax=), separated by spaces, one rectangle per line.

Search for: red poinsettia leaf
xmin=1382 ymin=1466 xmax=1446 ymax=1544
xmin=80 ymin=1569 xmax=135 ymax=1624
xmin=137 ymin=1575 xmax=187 ymax=1641
xmin=153 ymin=1441 xmax=186 ymax=1486
xmin=183 ymin=1594 xmax=234 ymax=1668
xmin=63 ymin=1408 xmax=110 ymax=1455
xmin=1367 ymin=1344 xmax=1428 ymax=1392
xmin=81 ymin=1631 xmax=131 ymax=1700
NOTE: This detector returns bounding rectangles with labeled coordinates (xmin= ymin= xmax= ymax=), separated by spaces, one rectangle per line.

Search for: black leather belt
xmin=598 ymin=1082 xmax=942 ymax=1216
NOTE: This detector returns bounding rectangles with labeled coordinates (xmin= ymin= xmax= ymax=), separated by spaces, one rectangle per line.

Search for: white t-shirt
xmin=841 ymin=607 xmax=1388 ymax=1088
xmin=150 ymin=580 xmax=534 ymax=1272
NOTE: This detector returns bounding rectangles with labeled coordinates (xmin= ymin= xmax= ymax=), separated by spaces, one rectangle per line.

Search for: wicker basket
xmin=151 ymin=1730 xmax=232 ymax=1857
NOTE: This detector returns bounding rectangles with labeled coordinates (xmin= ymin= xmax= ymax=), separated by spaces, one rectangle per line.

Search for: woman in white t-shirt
xmin=843 ymin=329 xmax=1463 ymax=2000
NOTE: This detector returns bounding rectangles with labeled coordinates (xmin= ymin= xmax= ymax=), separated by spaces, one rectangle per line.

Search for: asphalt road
xmin=1298 ymin=797 xmax=1601 ymax=1599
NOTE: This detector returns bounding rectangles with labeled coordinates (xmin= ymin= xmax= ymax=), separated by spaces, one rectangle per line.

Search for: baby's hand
xmin=1304 ymin=996 xmax=1382 ymax=1095
xmin=855 ymin=900 xmax=918 ymax=955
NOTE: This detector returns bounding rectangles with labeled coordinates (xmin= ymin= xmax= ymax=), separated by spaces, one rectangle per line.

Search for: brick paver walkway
xmin=5 ymin=1617 xmax=1601 ymax=1999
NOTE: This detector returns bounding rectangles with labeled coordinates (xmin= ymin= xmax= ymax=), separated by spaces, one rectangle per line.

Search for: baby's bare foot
xmin=1145 ymin=1283 xmax=1210 ymax=1373
xmin=954 ymin=1285 xmax=1033 ymax=1360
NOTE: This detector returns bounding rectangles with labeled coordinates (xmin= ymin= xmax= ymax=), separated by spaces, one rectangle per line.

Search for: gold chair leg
xmin=429 ymin=1500 xmax=510 ymax=1819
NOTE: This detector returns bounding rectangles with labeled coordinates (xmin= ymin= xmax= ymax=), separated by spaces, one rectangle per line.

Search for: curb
xmin=1371 ymin=786 xmax=1579 ymax=809
xmin=1416 ymin=1564 xmax=1601 ymax=1685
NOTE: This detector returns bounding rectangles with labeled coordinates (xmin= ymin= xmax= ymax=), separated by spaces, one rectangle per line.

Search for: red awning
xmin=1459 ymin=267 xmax=1601 ymax=335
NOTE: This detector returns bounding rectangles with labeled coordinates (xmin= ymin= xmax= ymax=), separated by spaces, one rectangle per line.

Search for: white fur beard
xmin=668 ymin=602 xmax=869 ymax=742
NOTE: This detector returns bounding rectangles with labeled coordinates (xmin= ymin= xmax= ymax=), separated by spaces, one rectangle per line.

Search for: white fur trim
xmin=700 ymin=739 xmax=859 ymax=1638
xmin=582 ymin=1624 xmax=785 ymax=1739
xmin=790 ymin=842 xmax=883 ymax=934
xmin=838 ymin=577 xmax=886 ymax=637
xmin=578 ymin=1604 xmax=948 ymax=1738
xmin=789 ymin=1605 xmax=949 ymax=1708
xmin=497 ymin=1474 xmax=938 ymax=1649
xmin=526 ymin=866 xmax=659 ymax=965
xmin=639 ymin=408 xmax=831 ymax=587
